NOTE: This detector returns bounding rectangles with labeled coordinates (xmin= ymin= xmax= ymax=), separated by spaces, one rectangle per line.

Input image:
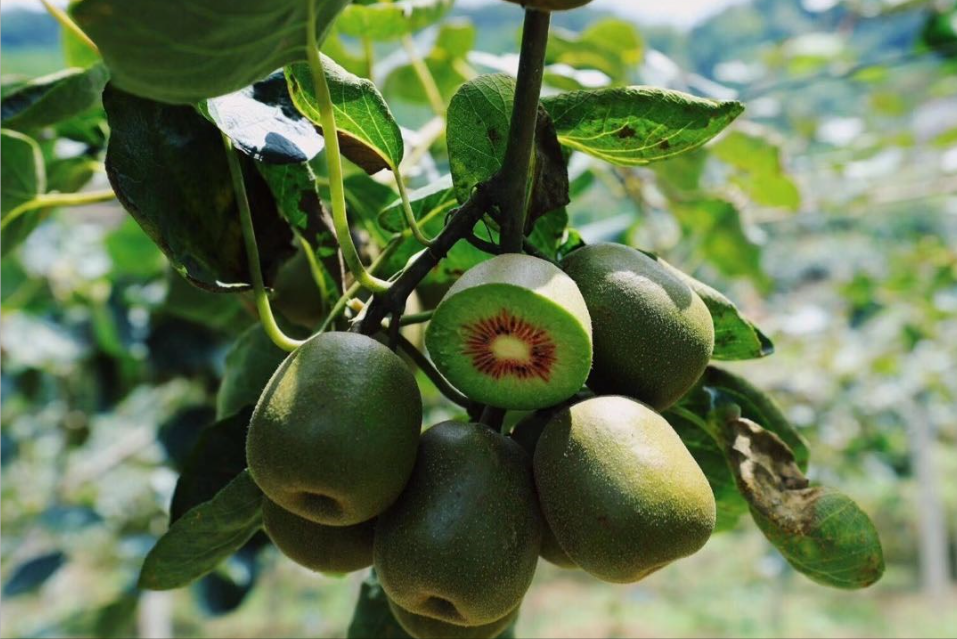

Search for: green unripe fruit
xmin=534 ymin=396 xmax=716 ymax=583
xmin=562 ymin=243 xmax=715 ymax=410
xmin=247 ymin=332 xmax=422 ymax=526
xmin=502 ymin=0 xmax=594 ymax=11
xmin=375 ymin=421 xmax=542 ymax=626
xmin=388 ymin=599 xmax=519 ymax=639
xmin=262 ymin=498 xmax=374 ymax=574
xmin=426 ymin=254 xmax=592 ymax=411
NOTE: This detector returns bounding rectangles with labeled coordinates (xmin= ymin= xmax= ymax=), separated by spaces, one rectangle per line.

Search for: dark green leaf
xmin=542 ymin=87 xmax=743 ymax=166
xmin=169 ymin=408 xmax=254 ymax=522
xmin=705 ymin=367 xmax=810 ymax=470
xmin=348 ymin=572 xmax=413 ymax=639
xmin=139 ymin=470 xmax=263 ymax=590
xmin=217 ymin=326 xmax=288 ymax=420
xmin=74 ymin=0 xmax=351 ymax=104
xmin=1 ymin=64 xmax=109 ymax=130
xmin=206 ymin=71 xmax=324 ymax=165
xmin=103 ymin=85 xmax=292 ymax=291
xmin=0 ymin=128 xmax=46 ymax=256
xmin=45 ymin=156 xmax=97 ymax=194
xmin=2 ymin=551 xmax=66 ymax=597
xmin=722 ymin=414 xmax=884 ymax=589
xmin=446 ymin=75 xmax=569 ymax=219
xmin=338 ymin=0 xmax=454 ymax=41
xmin=526 ymin=207 xmax=569 ymax=260
xmin=161 ymin=272 xmax=254 ymax=335
xmin=657 ymin=257 xmax=774 ymax=360
xmin=91 ymin=591 xmax=139 ymax=638
xmin=286 ymin=56 xmax=404 ymax=173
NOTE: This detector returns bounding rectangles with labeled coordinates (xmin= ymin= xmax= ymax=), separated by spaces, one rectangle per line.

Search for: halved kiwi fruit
xmin=425 ymin=254 xmax=592 ymax=410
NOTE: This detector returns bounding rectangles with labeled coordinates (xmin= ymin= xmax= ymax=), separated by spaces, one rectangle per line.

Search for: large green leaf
xmin=656 ymin=256 xmax=774 ymax=360
xmin=73 ymin=0 xmax=351 ymax=104
xmin=337 ymin=0 xmax=454 ymax=42
xmin=446 ymin=74 xmax=569 ymax=219
xmin=1 ymin=64 xmax=109 ymax=130
xmin=721 ymin=414 xmax=884 ymax=589
xmin=205 ymin=71 xmax=324 ymax=165
xmin=1 ymin=129 xmax=46 ymax=256
xmin=286 ymin=55 xmax=404 ymax=173
xmin=542 ymin=87 xmax=743 ymax=166
xmin=139 ymin=470 xmax=263 ymax=590
xmin=103 ymin=85 xmax=292 ymax=291
xmin=705 ymin=367 xmax=810 ymax=470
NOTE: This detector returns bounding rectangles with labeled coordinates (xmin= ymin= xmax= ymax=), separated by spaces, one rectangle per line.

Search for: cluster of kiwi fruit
xmin=246 ymin=242 xmax=718 ymax=639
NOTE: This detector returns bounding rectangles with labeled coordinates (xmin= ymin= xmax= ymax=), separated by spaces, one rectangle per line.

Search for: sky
xmin=4 ymin=0 xmax=750 ymax=28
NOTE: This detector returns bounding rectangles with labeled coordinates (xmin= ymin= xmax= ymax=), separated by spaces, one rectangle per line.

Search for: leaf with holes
xmin=1 ymin=64 xmax=109 ymax=130
xmin=73 ymin=0 xmax=351 ymax=104
xmin=139 ymin=470 xmax=263 ymax=590
xmin=286 ymin=55 xmax=404 ymax=174
xmin=542 ymin=87 xmax=743 ymax=166
xmin=205 ymin=71 xmax=324 ymax=165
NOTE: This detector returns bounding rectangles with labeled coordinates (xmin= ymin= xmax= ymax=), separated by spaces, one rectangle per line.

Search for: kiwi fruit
xmin=246 ymin=332 xmax=422 ymax=526
xmin=502 ymin=0 xmax=594 ymax=10
xmin=388 ymin=599 xmax=519 ymax=639
xmin=534 ymin=396 xmax=716 ymax=583
xmin=262 ymin=498 xmax=374 ymax=574
xmin=562 ymin=243 xmax=714 ymax=410
xmin=374 ymin=421 xmax=542 ymax=627
xmin=426 ymin=254 xmax=592 ymax=410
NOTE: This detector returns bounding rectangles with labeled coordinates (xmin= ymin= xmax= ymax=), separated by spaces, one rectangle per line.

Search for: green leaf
xmin=63 ymin=2 xmax=102 ymax=69
xmin=286 ymin=55 xmax=404 ymax=173
xmin=1 ymin=129 xmax=46 ymax=257
xmin=73 ymin=0 xmax=351 ymax=104
xmin=1 ymin=64 xmax=109 ymax=131
xmin=338 ymin=0 xmax=454 ymax=42
xmin=664 ymin=407 xmax=748 ymax=532
xmin=216 ymin=326 xmax=288 ymax=421
xmin=656 ymin=257 xmax=774 ymax=360
xmin=526 ymin=207 xmax=569 ymax=260
xmin=139 ymin=470 xmax=263 ymax=591
xmin=446 ymin=74 xmax=569 ymax=219
xmin=377 ymin=175 xmax=456 ymax=234
xmin=721 ymin=415 xmax=884 ymax=589
xmin=162 ymin=272 xmax=255 ymax=336
xmin=347 ymin=572 xmax=413 ymax=639
xmin=712 ymin=128 xmax=800 ymax=210
xmin=669 ymin=198 xmax=769 ymax=289
xmin=384 ymin=21 xmax=476 ymax=106
xmin=104 ymin=217 xmax=167 ymax=280
xmin=205 ymin=71 xmax=324 ymax=165
xmin=169 ymin=409 xmax=254 ymax=523
xmin=103 ymin=85 xmax=292 ymax=291
xmin=542 ymin=87 xmax=743 ymax=166
xmin=45 ymin=156 xmax=97 ymax=194
xmin=705 ymin=367 xmax=810 ymax=471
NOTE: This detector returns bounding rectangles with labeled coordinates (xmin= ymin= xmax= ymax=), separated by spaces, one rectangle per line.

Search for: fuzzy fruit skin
xmin=388 ymin=599 xmax=519 ymax=639
xmin=262 ymin=498 xmax=374 ymax=573
xmin=562 ymin=243 xmax=714 ymax=410
xmin=247 ymin=332 xmax=422 ymax=526
xmin=502 ymin=0 xmax=594 ymax=10
xmin=426 ymin=254 xmax=592 ymax=411
xmin=534 ymin=396 xmax=716 ymax=583
xmin=375 ymin=421 xmax=542 ymax=626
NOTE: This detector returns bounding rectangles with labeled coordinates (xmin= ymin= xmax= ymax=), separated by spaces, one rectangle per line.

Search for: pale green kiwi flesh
xmin=426 ymin=255 xmax=592 ymax=410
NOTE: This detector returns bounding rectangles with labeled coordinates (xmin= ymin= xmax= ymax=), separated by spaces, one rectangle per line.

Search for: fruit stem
xmin=479 ymin=406 xmax=507 ymax=433
xmin=318 ymin=236 xmax=402 ymax=333
xmin=293 ymin=229 xmax=331 ymax=316
xmin=222 ymin=133 xmax=305 ymax=353
xmin=498 ymin=8 xmax=551 ymax=254
xmin=395 ymin=335 xmax=470 ymax=408
xmin=306 ymin=5 xmax=392 ymax=294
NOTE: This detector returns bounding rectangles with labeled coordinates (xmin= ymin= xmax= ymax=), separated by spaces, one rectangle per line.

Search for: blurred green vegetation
xmin=2 ymin=0 xmax=956 ymax=637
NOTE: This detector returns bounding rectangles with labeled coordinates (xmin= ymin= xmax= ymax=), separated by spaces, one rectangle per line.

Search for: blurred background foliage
xmin=2 ymin=0 xmax=956 ymax=637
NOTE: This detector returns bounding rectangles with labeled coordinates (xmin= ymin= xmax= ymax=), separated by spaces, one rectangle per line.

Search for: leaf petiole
xmin=394 ymin=167 xmax=434 ymax=247
xmin=0 ymin=190 xmax=116 ymax=232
